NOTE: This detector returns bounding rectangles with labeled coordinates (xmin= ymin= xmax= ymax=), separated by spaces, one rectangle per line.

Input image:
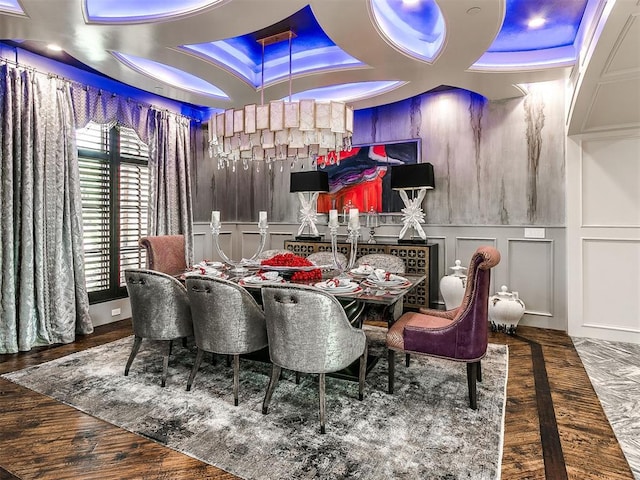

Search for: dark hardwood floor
xmin=0 ymin=321 xmax=634 ymax=479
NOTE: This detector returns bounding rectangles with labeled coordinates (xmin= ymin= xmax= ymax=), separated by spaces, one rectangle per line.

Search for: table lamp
xmin=290 ymin=171 xmax=330 ymax=241
xmin=390 ymin=163 xmax=435 ymax=244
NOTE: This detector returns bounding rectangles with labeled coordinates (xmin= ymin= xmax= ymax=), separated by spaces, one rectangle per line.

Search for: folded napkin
xmin=244 ymin=271 xmax=280 ymax=282
xmin=189 ymin=263 xmax=223 ymax=276
xmin=368 ymin=269 xmax=404 ymax=283
xmin=324 ymin=277 xmax=352 ymax=288
xmin=352 ymin=264 xmax=374 ymax=275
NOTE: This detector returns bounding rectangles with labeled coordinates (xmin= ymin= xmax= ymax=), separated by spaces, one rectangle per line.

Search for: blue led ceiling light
xmin=473 ymin=0 xmax=590 ymax=69
xmin=370 ymin=0 xmax=445 ymax=63
xmin=85 ymin=0 xmax=222 ymax=23
xmin=286 ymin=81 xmax=405 ymax=103
xmin=180 ymin=5 xmax=363 ymax=88
xmin=0 ymin=0 xmax=24 ymax=15
xmin=112 ymin=52 xmax=229 ymax=100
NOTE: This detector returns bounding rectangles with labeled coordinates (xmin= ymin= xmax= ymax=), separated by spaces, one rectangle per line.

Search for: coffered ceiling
xmin=0 ymin=0 xmax=638 ymax=134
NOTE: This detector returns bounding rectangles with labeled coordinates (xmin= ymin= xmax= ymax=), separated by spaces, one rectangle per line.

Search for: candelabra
xmin=210 ymin=210 xmax=268 ymax=274
xmin=328 ymin=214 xmax=359 ymax=275
xmin=366 ymin=207 xmax=379 ymax=244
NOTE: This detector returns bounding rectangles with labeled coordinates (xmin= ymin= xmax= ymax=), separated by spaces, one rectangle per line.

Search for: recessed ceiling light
xmin=466 ymin=7 xmax=481 ymax=15
xmin=47 ymin=44 xmax=63 ymax=51
xmin=527 ymin=17 xmax=546 ymax=28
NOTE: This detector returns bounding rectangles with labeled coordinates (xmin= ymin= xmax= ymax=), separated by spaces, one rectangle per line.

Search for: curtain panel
xmin=0 ymin=66 xmax=93 ymax=353
xmin=1 ymin=66 xmax=195 ymax=353
xmin=71 ymin=84 xmax=194 ymax=264
xmin=147 ymin=111 xmax=194 ymax=264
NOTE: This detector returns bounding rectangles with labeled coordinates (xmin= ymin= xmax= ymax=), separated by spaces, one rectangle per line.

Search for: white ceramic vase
xmin=439 ymin=260 xmax=467 ymax=310
xmin=489 ymin=285 xmax=526 ymax=335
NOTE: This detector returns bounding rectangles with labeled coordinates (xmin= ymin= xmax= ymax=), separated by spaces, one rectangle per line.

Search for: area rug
xmin=3 ymin=328 xmax=508 ymax=480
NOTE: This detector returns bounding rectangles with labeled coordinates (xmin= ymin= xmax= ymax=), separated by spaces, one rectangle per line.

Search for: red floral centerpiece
xmin=260 ymin=253 xmax=322 ymax=281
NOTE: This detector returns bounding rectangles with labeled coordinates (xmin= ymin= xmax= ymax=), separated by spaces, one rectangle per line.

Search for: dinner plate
xmin=314 ymin=281 xmax=360 ymax=293
xmin=204 ymin=261 xmax=225 ymax=268
xmin=348 ymin=270 xmax=371 ymax=279
xmin=239 ymin=276 xmax=284 ymax=286
xmin=363 ymin=278 xmax=411 ymax=288
xmin=183 ymin=270 xmax=228 ymax=279
xmin=350 ymin=267 xmax=374 ymax=276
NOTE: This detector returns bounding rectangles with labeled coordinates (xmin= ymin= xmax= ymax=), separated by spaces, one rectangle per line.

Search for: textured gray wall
xmin=191 ymin=80 xmax=565 ymax=227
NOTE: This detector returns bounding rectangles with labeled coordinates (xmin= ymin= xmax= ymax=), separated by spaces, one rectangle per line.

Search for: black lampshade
xmin=390 ymin=163 xmax=435 ymax=190
xmin=290 ymin=171 xmax=330 ymax=193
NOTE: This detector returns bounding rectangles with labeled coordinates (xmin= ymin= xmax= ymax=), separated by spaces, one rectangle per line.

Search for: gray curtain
xmin=72 ymin=86 xmax=194 ymax=266
xmin=0 ymin=65 xmax=93 ymax=354
xmin=147 ymin=111 xmax=194 ymax=265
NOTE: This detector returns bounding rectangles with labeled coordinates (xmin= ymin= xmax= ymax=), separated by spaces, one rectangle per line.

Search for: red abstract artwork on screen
xmin=316 ymin=140 xmax=419 ymax=214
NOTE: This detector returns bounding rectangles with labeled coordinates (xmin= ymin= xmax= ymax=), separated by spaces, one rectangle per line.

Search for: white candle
xmin=211 ymin=211 xmax=221 ymax=228
xmin=349 ymin=208 xmax=359 ymax=229
xmin=329 ymin=209 xmax=339 ymax=228
xmin=258 ymin=211 xmax=268 ymax=228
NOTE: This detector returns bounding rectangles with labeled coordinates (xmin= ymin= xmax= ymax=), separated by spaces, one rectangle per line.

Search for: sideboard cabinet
xmin=284 ymin=240 xmax=439 ymax=310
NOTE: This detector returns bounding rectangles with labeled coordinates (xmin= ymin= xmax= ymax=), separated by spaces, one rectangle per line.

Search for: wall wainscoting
xmin=192 ymin=221 xmax=567 ymax=332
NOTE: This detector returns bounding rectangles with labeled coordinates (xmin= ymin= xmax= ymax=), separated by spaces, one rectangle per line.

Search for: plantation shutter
xmin=118 ymin=127 xmax=149 ymax=287
xmin=77 ymin=122 xmax=149 ymax=299
xmin=78 ymin=124 xmax=111 ymax=293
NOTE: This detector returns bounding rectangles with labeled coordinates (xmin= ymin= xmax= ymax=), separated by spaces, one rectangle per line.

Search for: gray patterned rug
xmin=3 ymin=328 xmax=508 ymax=480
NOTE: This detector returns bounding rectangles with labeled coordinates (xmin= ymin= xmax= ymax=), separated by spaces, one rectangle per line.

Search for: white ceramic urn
xmin=489 ymin=285 xmax=526 ymax=335
xmin=439 ymin=260 xmax=467 ymax=310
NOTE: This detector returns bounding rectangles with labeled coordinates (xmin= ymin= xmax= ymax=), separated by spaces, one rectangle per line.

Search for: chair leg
xmin=124 ymin=336 xmax=143 ymax=376
xmin=319 ymin=373 xmax=326 ymax=434
xmin=467 ymin=362 xmax=478 ymax=410
xmin=477 ymin=361 xmax=482 ymax=382
xmin=187 ymin=348 xmax=205 ymax=391
xmin=226 ymin=355 xmax=232 ymax=368
xmin=182 ymin=337 xmax=188 ymax=349
xmin=358 ymin=342 xmax=368 ymax=401
xmin=405 ymin=353 xmax=411 ymax=367
xmin=262 ymin=364 xmax=281 ymax=415
xmin=161 ymin=341 xmax=172 ymax=387
xmin=295 ymin=371 xmax=301 ymax=385
xmin=233 ymin=354 xmax=240 ymax=406
xmin=388 ymin=349 xmax=395 ymax=394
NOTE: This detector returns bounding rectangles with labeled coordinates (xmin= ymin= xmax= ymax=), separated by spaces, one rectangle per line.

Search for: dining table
xmin=181 ymin=263 xmax=426 ymax=381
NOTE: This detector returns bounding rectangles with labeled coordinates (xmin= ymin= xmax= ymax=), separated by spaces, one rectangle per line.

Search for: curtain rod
xmin=0 ymin=55 xmax=204 ymax=123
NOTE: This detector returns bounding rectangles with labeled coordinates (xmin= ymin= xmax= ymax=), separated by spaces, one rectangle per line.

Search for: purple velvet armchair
xmin=386 ymin=246 xmax=501 ymax=409
xmin=139 ymin=235 xmax=187 ymax=276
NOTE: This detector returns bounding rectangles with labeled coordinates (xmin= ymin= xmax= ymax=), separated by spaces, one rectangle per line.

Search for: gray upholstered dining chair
xmin=306 ymin=251 xmax=348 ymax=268
xmin=185 ymin=276 xmax=268 ymax=405
xmin=124 ymin=269 xmax=193 ymax=387
xmin=139 ymin=235 xmax=188 ymax=276
xmin=261 ymin=284 xmax=367 ymax=434
xmin=355 ymin=253 xmax=407 ymax=324
xmin=355 ymin=253 xmax=406 ymax=274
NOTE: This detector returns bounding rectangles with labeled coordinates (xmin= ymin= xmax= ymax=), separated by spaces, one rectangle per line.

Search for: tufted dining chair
xmin=139 ymin=235 xmax=187 ymax=276
xmin=261 ymin=284 xmax=367 ymax=434
xmin=256 ymin=249 xmax=291 ymax=261
xmin=185 ymin=276 xmax=268 ymax=405
xmin=355 ymin=253 xmax=406 ymax=274
xmin=306 ymin=251 xmax=348 ymax=268
xmin=386 ymin=246 xmax=500 ymax=409
xmin=124 ymin=269 xmax=193 ymax=387
xmin=355 ymin=253 xmax=407 ymax=325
